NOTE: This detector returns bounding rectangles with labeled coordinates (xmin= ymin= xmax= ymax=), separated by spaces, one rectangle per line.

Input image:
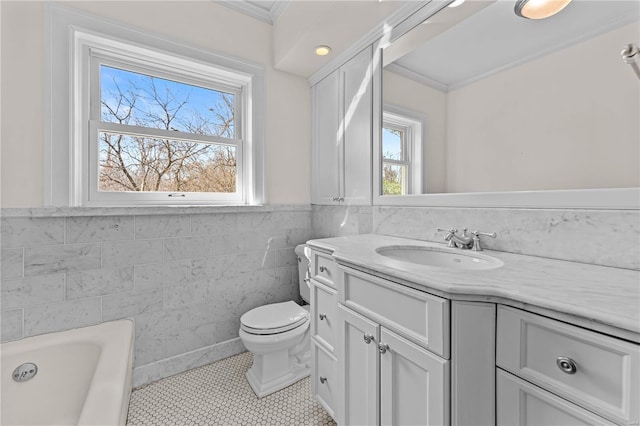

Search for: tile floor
xmin=127 ymin=351 xmax=336 ymax=425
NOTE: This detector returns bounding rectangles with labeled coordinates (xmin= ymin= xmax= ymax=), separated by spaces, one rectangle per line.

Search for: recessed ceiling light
xmin=448 ymin=0 xmax=465 ymax=7
xmin=315 ymin=45 xmax=332 ymax=56
xmin=514 ymin=0 xmax=573 ymax=19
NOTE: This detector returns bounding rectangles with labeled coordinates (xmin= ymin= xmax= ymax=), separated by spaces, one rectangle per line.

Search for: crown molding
xmin=217 ymin=0 xmax=289 ymax=25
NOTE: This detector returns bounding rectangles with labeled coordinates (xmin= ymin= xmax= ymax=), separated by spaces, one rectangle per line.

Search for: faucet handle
xmin=470 ymin=230 xmax=497 ymax=251
xmin=471 ymin=230 xmax=497 ymax=238
xmin=437 ymin=228 xmax=458 ymax=235
xmin=437 ymin=228 xmax=458 ymax=248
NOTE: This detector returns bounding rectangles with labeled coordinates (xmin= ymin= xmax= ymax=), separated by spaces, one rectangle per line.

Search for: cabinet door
xmin=497 ymin=369 xmax=616 ymax=426
xmin=379 ymin=327 xmax=449 ymax=426
xmin=338 ymin=305 xmax=379 ymax=426
xmin=311 ymin=70 xmax=341 ymax=204
xmin=341 ymin=45 xmax=373 ymax=205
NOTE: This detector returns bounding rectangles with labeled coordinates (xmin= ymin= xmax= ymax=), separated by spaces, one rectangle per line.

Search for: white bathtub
xmin=1 ymin=320 xmax=134 ymax=426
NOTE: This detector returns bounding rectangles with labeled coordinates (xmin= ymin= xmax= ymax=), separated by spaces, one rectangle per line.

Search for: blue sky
xmin=100 ymin=65 xmax=234 ymax=137
xmin=382 ymin=127 xmax=402 ymax=160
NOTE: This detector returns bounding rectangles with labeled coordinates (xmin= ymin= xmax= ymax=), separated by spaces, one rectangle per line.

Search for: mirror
xmin=379 ymin=0 xmax=640 ymax=199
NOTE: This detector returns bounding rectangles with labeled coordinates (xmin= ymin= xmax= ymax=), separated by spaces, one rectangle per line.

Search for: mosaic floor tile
xmin=127 ymin=351 xmax=336 ymax=426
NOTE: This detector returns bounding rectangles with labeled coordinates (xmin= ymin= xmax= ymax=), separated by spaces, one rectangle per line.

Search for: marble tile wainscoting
xmin=312 ymin=205 xmax=640 ymax=270
xmin=0 ymin=205 xmax=312 ymax=386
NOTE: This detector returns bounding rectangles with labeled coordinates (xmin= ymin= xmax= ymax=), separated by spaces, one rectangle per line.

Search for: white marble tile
xmin=1 ymin=309 xmax=23 ymax=342
xmin=275 ymin=247 xmax=298 ymax=267
xmin=190 ymin=213 xmax=237 ymax=236
xmin=165 ymin=322 xmax=218 ymax=357
xmin=164 ymin=236 xmax=215 ymax=261
xmin=66 ymin=216 xmax=134 ymax=243
xmin=135 ymin=215 xmax=190 ymax=239
xmin=66 ymin=267 xmax=134 ymax=299
xmin=164 ymin=280 xmax=212 ymax=310
xmin=1 ymin=248 xmax=23 ymax=280
xmin=1 ymin=274 xmax=65 ymax=310
xmin=214 ymin=231 xmax=274 ymax=255
xmin=102 ymin=239 xmax=164 ymax=268
xmin=102 ymin=289 xmax=164 ymax=321
xmin=134 ymin=261 xmax=192 ymax=293
xmin=134 ymin=307 xmax=191 ymax=339
xmin=372 ymin=207 xmax=640 ymax=270
xmin=191 ymin=251 xmax=276 ymax=280
xmin=1 ymin=217 xmax=64 ymax=249
xmin=132 ymin=338 xmax=246 ymax=387
xmin=24 ymin=243 xmax=101 ymax=277
xmin=134 ymin=335 xmax=165 ymax=367
xmin=311 ymin=205 xmax=373 ymax=239
xmin=23 ymin=298 xmax=101 ymax=337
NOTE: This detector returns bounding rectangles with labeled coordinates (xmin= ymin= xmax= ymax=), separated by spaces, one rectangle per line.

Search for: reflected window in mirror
xmin=381 ymin=107 xmax=424 ymax=195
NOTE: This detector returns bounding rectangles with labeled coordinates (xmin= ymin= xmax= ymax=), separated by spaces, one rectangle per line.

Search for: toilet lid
xmin=240 ymin=301 xmax=309 ymax=335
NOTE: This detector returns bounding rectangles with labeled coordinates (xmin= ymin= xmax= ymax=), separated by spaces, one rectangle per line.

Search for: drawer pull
xmin=319 ymin=376 xmax=327 ymax=384
xmin=363 ymin=333 xmax=374 ymax=344
xmin=378 ymin=342 xmax=390 ymax=354
xmin=319 ymin=265 xmax=327 ymax=273
xmin=319 ymin=313 xmax=327 ymax=321
xmin=556 ymin=356 xmax=578 ymax=374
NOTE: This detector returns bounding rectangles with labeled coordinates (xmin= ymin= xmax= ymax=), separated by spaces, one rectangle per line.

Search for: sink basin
xmin=375 ymin=245 xmax=504 ymax=271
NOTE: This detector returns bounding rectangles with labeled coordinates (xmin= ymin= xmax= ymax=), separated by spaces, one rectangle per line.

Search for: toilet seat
xmin=240 ymin=301 xmax=310 ymax=335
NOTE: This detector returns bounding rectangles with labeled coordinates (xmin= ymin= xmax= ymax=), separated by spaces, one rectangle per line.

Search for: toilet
xmin=239 ymin=244 xmax=312 ymax=398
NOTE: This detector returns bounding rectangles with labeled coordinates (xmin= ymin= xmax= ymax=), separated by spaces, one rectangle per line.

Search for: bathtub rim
xmin=1 ymin=319 xmax=134 ymax=426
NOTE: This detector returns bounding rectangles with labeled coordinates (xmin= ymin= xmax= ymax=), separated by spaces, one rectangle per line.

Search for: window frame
xmin=45 ymin=5 xmax=265 ymax=207
xmin=382 ymin=120 xmax=412 ymax=195
xmin=381 ymin=106 xmax=424 ymax=196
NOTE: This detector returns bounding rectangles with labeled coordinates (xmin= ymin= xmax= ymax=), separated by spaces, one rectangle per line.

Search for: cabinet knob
xmin=319 ymin=376 xmax=327 ymax=384
xmin=556 ymin=356 xmax=578 ymax=374
xmin=378 ymin=342 xmax=389 ymax=354
xmin=363 ymin=333 xmax=374 ymax=344
xmin=319 ymin=313 xmax=327 ymax=321
xmin=319 ymin=265 xmax=327 ymax=273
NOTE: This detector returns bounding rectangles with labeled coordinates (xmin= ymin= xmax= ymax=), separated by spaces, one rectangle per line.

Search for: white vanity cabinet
xmin=337 ymin=265 xmax=451 ymax=425
xmin=309 ymin=250 xmax=339 ymax=419
xmin=496 ymin=306 xmax=640 ymax=426
xmin=308 ymin=247 xmax=496 ymax=426
xmin=311 ymin=45 xmax=373 ymax=205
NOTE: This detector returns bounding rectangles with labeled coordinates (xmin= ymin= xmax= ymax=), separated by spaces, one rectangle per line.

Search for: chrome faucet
xmin=437 ymin=228 xmax=497 ymax=251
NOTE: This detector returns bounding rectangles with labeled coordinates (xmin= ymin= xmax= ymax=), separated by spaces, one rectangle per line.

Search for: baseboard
xmin=133 ymin=338 xmax=246 ymax=388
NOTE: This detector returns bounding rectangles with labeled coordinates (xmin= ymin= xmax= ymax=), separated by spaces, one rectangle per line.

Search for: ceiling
xmin=392 ymin=0 xmax=640 ymax=90
xmin=217 ymin=0 xmax=411 ymax=78
xmin=216 ymin=0 xmax=640 ymax=82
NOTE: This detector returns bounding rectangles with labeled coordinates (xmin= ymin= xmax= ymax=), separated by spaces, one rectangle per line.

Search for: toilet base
xmin=245 ymin=356 xmax=310 ymax=398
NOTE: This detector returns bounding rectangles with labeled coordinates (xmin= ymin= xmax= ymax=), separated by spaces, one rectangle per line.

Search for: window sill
xmin=0 ymin=204 xmax=311 ymax=218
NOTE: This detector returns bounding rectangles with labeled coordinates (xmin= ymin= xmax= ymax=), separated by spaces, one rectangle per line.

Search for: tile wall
xmin=0 ymin=206 xmax=311 ymax=385
xmin=312 ymin=205 xmax=640 ymax=270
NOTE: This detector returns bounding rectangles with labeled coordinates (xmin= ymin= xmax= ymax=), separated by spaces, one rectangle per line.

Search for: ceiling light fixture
xmin=314 ymin=45 xmax=332 ymax=56
xmin=448 ymin=0 xmax=465 ymax=7
xmin=514 ymin=0 xmax=573 ymax=20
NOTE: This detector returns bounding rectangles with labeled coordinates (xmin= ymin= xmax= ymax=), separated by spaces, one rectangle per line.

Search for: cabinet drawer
xmin=338 ymin=265 xmax=450 ymax=358
xmin=310 ymin=250 xmax=336 ymax=289
xmin=497 ymin=306 xmax=640 ymax=425
xmin=311 ymin=280 xmax=338 ymax=353
xmin=497 ymin=369 xmax=616 ymax=425
xmin=312 ymin=339 xmax=337 ymax=420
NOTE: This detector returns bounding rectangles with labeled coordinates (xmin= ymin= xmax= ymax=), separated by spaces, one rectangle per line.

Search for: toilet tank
xmin=294 ymin=244 xmax=311 ymax=303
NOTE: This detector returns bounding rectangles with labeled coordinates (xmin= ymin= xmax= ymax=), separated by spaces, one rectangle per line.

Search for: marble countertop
xmin=307 ymin=234 xmax=640 ymax=342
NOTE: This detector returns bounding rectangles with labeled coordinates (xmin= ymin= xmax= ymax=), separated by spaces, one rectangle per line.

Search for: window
xmin=381 ymin=107 xmax=424 ymax=195
xmin=46 ymin=6 xmax=264 ymax=206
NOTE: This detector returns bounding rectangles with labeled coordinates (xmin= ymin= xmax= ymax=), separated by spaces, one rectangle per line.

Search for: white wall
xmin=382 ymin=70 xmax=448 ymax=193
xmin=446 ymin=22 xmax=640 ymax=193
xmin=0 ymin=1 xmax=311 ymax=207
